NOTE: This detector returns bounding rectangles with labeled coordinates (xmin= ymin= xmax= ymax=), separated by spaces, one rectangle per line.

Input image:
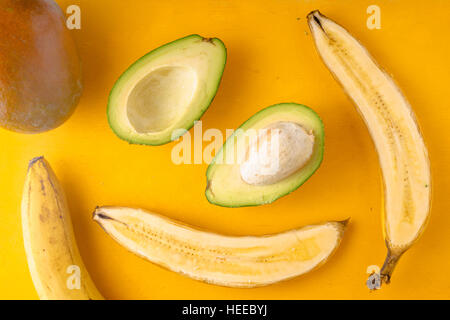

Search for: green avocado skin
xmin=205 ymin=103 xmax=325 ymax=208
xmin=107 ymin=34 xmax=227 ymax=146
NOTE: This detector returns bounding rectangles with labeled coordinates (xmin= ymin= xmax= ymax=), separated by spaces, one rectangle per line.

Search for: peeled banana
xmin=308 ymin=11 xmax=431 ymax=287
xmin=94 ymin=206 xmax=348 ymax=288
xmin=22 ymin=157 xmax=104 ymax=300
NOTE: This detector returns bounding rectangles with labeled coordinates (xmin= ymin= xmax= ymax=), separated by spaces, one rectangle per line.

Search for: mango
xmin=0 ymin=0 xmax=82 ymax=133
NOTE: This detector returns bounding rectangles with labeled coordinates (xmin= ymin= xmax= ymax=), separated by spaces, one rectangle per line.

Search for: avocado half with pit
xmin=108 ymin=35 xmax=227 ymax=145
xmin=206 ymin=103 xmax=324 ymax=207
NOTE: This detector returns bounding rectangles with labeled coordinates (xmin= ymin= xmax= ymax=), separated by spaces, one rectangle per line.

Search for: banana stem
xmin=379 ymin=248 xmax=404 ymax=285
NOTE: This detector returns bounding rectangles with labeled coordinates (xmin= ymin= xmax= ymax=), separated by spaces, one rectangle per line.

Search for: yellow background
xmin=1 ymin=0 xmax=449 ymax=299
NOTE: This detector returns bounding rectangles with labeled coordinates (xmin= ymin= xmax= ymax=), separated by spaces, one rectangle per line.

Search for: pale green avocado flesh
xmin=108 ymin=34 xmax=226 ymax=145
xmin=206 ymin=103 xmax=324 ymax=207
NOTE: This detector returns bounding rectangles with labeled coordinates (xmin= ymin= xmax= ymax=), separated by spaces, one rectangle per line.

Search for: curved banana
xmin=94 ymin=206 xmax=348 ymax=288
xmin=22 ymin=157 xmax=104 ymax=300
xmin=308 ymin=11 xmax=431 ymax=287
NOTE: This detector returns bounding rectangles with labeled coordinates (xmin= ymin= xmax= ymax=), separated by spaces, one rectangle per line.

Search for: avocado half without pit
xmin=206 ymin=103 xmax=324 ymax=207
xmin=108 ymin=35 xmax=227 ymax=145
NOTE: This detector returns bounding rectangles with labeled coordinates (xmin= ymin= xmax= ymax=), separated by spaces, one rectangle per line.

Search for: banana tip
xmin=28 ymin=156 xmax=44 ymax=168
xmin=307 ymin=10 xmax=322 ymax=20
xmin=92 ymin=207 xmax=115 ymax=223
xmin=340 ymin=218 xmax=351 ymax=227
xmin=92 ymin=207 xmax=100 ymax=220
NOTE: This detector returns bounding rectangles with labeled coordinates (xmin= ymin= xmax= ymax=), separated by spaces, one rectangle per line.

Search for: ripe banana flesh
xmin=94 ymin=206 xmax=348 ymax=288
xmin=308 ymin=11 xmax=431 ymax=286
xmin=22 ymin=157 xmax=104 ymax=300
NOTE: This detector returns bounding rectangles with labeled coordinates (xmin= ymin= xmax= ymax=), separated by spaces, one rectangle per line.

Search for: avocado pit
xmin=240 ymin=121 xmax=315 ymax=186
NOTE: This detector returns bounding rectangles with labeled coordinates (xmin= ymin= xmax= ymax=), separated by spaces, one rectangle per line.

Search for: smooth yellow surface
xmin=0 ymin=0 xmax=449 ymax=299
